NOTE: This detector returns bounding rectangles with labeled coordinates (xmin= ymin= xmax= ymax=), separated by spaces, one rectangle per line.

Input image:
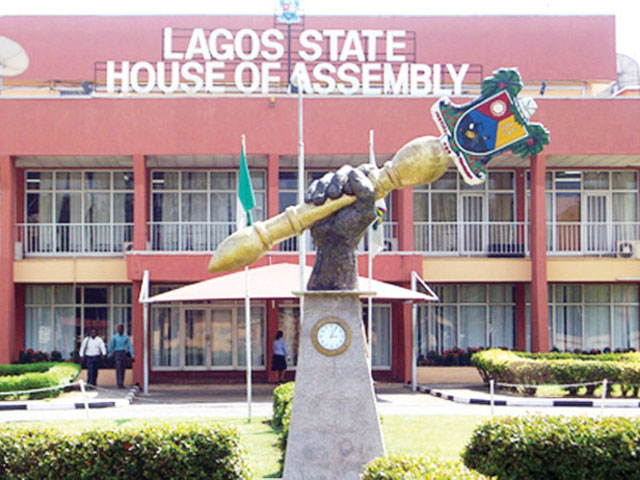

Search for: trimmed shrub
xmin=362 ymin=455 xmax=491 ymax=479
xmin=271 ymin=381 xmax=295 ymax=475
xmin=272 ymin=381 xmax=294 ymax=428
xmin=0 ymin=423 xmax=250 ymax=479
xmin=0 ymin=362 xmax=80 ymax=400
xmin=463 ymin=415 xmax=640 ymax=480
xmin=471 ymin=349 xmax=640 ymax=396
xmin=418 ymin=347 xmax=485 ymax=366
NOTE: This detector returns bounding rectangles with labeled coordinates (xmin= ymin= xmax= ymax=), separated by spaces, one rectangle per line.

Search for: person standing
xmin=109 ymin=324 xmax=134 ymax=389
xmin=79 ymin=328 xmax=106 ymax=386
xmin=272 ymin=330 xmax=290 ymax=383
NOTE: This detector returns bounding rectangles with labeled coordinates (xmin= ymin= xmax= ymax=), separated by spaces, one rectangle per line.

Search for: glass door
xmin=461 ymin=194 xmax=484 ymax=253
xmin=184 ymin=308 xmax=207 ymax=368
xmin=584 ymin=193 xmax=610 ymax=253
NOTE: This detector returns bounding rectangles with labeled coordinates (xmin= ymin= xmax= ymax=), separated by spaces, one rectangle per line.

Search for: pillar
xmin=392 ymin=302 xmax=413 ymax=383
xmin=530 ymin=155 xmax=550 ymax=352
xmin=514 ymin=283 xmax=527 ymax=351
xmin=266 ymin=299 xmax=280 ymax=382
xmin=0 ymin=156 xmax=16 ymax=363
xmin=132 ymin=280 xmax=144 ymax=385
xmin=133 ymin=155 xmax=148 ymax=251
xmin=396 ymin=188 xmax=414 ymax=251
xmin=267 ymin=154 xmax=280 ymax=251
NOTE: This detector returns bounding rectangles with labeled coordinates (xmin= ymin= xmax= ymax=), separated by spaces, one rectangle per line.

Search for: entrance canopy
xmin=146 ymin=263 xmax=436 ymax=303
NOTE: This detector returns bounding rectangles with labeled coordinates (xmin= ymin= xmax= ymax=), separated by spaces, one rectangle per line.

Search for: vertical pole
xmin=297 ymin=76 xmax=305 ymax=321
xmin=601 ymin=379 xmax=607 ymax=418
xmin=143 ymin=302 xmax=149 ymax=394
xmin=245 ymin=265 xmax=252 ymax=423
xmin=368 ymin=130 xmax=374 ymax=372
xmin=79 ymin=379 xmax=90 ymax=419
xmin=411 ymin=272 xmax=417 ymax=392
xmin=287 ymin=23 xmax=292 ymax=90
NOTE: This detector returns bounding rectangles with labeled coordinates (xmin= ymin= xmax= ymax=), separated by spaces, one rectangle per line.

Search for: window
xmin=414 ymin=171 xmax=516 ymax=253
xmin=527 ymin=170 xmax=639 ymax=254
xmin=25 ymin=171 xmax=133 ymax=254
xmin=24 ymin=285 xmax=132 ymax=358
xmin=417 ymin=283 xmax=516 ymax=354
xmin=151 ymin=170 xmax=265 ymax=251
xmin=150 ymin=298 xmax=266 ymax=370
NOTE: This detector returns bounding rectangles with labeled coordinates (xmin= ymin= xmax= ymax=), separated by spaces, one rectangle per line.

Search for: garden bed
xmin=0 ymin=362 xmax=80 ymax=400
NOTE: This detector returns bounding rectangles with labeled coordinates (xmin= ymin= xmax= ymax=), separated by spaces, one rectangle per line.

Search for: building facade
xmin=1 ymin=14 xmax=639 ymax=384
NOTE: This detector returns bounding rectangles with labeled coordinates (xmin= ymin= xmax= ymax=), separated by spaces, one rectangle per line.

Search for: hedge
xmin=462 ymin=415 xmax=640 ymax=480
xmin=362 ymin=455 xmax=491 ymax=479
xmin=471 ymin=349 xmax=640 ymax=396
xmin=271 ymin=381 xmax=295 ymax=475
xmin=0 ymin=423 xmax=250 ymax=479
xmin=0 ymin=362 xmax=80 ymax=400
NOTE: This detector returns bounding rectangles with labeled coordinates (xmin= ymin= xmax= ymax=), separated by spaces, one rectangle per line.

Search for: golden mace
xmin=208 ymin=136 xmax=452 ymax=273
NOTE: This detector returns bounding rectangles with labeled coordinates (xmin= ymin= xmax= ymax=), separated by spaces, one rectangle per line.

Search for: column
xmin=133 ymin=155 xmax=149 ymax=251
xmin=267 ymin=154 xmax=280 ymax=251
xmin=514 ymin=283 xmax=527 ymax=351
xmin=132 ymin=280 xmax=144 ymax=385
xmin=392 ymin=302 xmax=413 ymax=383
xmin=529 ymin=155 xmax=550 ymax=352
xmin=0 ymin=156 xmax=16 ymax=363
xmin=266 ymin=299 xmax=280 ymax=383
xmin=396 ymin=188 xmax=414 ymax=252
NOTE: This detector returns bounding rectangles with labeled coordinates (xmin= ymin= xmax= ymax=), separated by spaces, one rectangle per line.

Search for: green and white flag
xmin=237 ymin=135 xmax=256 ymax=230
xmin=368 ymin=130 xmax=386 ymax=256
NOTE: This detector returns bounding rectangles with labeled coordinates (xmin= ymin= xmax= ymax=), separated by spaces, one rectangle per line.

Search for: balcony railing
xmin=547 ymin=221 xmax=640 ymax=254
xmin=150 ymin=221 xmax=236 ymax=252
xmin=414 ymin=221 xmax=529 ymax=256
xmin=279 ymin=221 xmax=398 ymax=253
xmin=16 ymin=223 xmax=133 ymax=257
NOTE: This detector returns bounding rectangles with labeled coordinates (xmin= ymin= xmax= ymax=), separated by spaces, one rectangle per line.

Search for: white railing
xmin=150 ymin=221 xmax=236 ymax=251
xmin=278 ymin=221 xmax=399 ymax=253
xmin=547 ymin=221 xmax=640 ymax=254
xmin=414 ymin=221 xmax=528 ymax=256
xmin=17 ymin=223 xmax=133 ymax=256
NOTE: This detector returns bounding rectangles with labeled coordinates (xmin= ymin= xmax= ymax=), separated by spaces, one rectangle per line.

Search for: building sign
xmin=276 ymin=0 xmax=302 ymax=24
xmin=103 ymin=27 xmax=472 ymax=96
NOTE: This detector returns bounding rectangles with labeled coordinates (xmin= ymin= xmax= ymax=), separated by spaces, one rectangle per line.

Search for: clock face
xmin=312 ymin=317 xmax=351 ymax=356
xmin=317 ymin=323 xmax=347 ymax=351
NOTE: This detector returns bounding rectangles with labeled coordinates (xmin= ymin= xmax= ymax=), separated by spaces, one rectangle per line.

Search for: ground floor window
xmin=24 ymin=284 xmax=132 ymax=359
xmin=151 ymin=301 xmax=265 ymax=370
xmin=527 ymin=283 xmax=640 ymax=351
xmin=417 ymin=283 xmax=516 ymax=355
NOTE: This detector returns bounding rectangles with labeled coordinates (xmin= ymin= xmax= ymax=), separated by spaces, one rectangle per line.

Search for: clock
xmin=311 ymin=317 xmax=351 ymax=356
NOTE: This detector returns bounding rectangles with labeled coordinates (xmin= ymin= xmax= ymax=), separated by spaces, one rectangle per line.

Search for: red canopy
xmin=146 ymin=263 xmax=436 ymax=303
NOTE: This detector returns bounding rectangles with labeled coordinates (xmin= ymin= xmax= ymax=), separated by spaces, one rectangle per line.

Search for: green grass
xmin=5 ymin=415 xmax=487 ymax=478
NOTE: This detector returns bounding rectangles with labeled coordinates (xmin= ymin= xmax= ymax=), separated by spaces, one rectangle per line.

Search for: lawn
xmin=6 ymin=415 xmax=488 ymax=478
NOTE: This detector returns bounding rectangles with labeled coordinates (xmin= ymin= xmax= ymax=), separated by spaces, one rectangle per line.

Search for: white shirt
xmin=80 ymin=336 xmax=106 ymax=357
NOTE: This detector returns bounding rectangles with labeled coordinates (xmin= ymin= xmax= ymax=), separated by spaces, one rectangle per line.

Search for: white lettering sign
xmin=105 ymin=27 xmax=471 ymax=96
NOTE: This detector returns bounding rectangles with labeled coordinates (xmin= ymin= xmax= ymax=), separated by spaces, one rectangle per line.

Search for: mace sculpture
xmin=208 ymin=68 xmax=549 ymax=479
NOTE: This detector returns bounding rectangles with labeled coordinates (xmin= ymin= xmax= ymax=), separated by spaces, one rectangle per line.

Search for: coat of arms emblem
xmin=432 ymin=68 xmax=549 ymax=185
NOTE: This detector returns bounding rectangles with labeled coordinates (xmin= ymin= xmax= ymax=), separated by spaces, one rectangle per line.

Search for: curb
xmin=0 ymin=385 xmax=140 ymax=411
xmin=419 ymin=386 xmax=640 ymax=408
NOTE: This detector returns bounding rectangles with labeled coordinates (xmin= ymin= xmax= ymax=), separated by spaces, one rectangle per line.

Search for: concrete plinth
xmin=282 ymin=292 xmax=385 ymax=480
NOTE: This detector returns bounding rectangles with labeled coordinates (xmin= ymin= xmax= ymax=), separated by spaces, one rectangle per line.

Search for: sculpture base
xmin=282 ymin=292 xmax=385 ymax=480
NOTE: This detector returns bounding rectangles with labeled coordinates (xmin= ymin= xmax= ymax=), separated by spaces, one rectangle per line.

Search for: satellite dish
xmin=616 ymin=53 xmax=640 ymax=91
xmin=0 ymin=36 xmax=29 ymax=92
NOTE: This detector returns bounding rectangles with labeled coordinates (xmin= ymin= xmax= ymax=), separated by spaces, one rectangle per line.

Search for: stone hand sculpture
xmin=305 ymin=165 xmax=377 ymax=290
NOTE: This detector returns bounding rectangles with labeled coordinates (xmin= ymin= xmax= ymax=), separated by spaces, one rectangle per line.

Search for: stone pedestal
xmin=282 ymin=292 xmax=385 ymax=480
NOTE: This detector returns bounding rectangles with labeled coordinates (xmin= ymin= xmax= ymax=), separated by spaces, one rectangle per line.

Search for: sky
xmin=2 ymin=0 xmax=640 ymax=64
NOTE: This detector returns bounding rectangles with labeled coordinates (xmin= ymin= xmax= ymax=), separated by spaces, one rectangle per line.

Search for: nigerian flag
xmin=237 ymin=135 xmax=256 ymax=229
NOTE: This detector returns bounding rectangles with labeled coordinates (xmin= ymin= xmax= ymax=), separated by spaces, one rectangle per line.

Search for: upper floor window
xmin=150 ymin=170 xmax=265 ymax=251
xmin=23 ymin=171 xmax=133 ymax=255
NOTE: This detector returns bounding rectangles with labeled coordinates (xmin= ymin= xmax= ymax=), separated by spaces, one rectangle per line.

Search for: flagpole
xmin=296 ymin=75 xmax=305 ymax=321
xmin=242 ymin=133 xmax=252 ymax=423
xmin=411 ymin=271 xmax=417 ymax=392
xmin=367 ymin=129 xmax=374 ymax=372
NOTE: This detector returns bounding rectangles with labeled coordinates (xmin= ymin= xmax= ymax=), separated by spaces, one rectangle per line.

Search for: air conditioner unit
xmin=616 ymin=240 xmax=640 ymax=259
xmin=383 ymin=238 xmax=398 ymax=252
xmin=122 ymin=241 xmax=134 ymax=254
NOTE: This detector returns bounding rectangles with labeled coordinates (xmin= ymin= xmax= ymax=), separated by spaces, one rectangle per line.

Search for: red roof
xmin=146 ymin=262 xmax=435 ymax=303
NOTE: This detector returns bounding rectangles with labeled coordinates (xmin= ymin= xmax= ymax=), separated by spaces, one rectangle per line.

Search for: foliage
xmin=0 ymin=362 xmax=80 ymax=400
xmin=0 ymin=423 xmax=250 ymax=480
xmin=362 ymin=455 xmax=491 ymax=480
xmin=463 ymin=415 xmax=640 ymax=480
xmin=271 ymin=381 xmax=295 ymax=475
xmin=271 ymin=381 xmax=294 ymax=428
xmin=481 ymin=69 xmax=523 ymax=98
xmin=471 ymin=349 xmax=640 ymax=396
xmin=17 ymin=349 xmax=63 ymax=364
xmin=418 ymin=347 xmax=485 ymax=366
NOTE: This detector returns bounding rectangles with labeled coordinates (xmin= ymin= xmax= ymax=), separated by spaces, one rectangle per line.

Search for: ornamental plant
xmin=362 ymin=455 xmax=491 ymax=480
xmin=463 ymin=415 xmax=640 ymax=480
xmin=0 ymin=362 xmax=80 ymax=400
